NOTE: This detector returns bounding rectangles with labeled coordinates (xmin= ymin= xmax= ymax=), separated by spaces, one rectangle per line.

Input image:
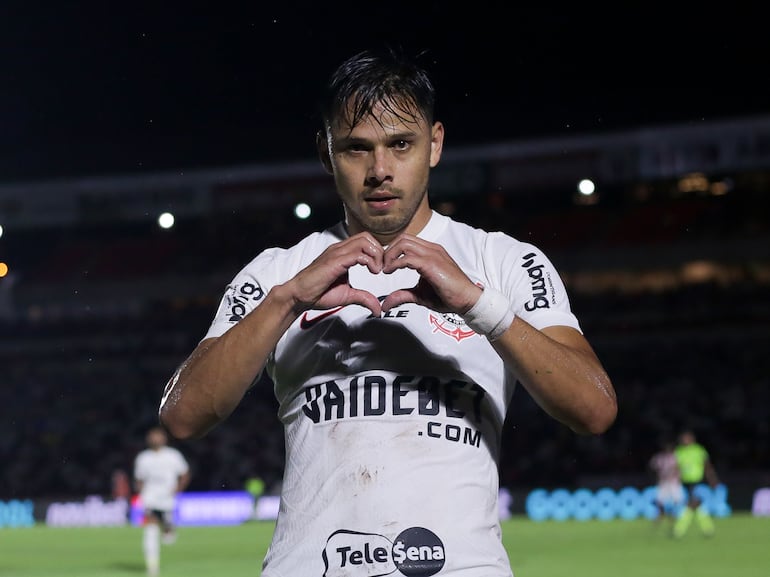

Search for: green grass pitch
xmin=1 ymin=514 xmax=767 ymax=576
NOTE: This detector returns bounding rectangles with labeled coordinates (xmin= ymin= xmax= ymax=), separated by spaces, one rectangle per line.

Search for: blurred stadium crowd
xmin=1 ymin=116 xmax=769 ymax=502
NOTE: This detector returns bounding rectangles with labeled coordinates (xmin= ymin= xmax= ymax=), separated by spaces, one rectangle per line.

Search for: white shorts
xmin=656 ymin=480 xmax=685 ymax=506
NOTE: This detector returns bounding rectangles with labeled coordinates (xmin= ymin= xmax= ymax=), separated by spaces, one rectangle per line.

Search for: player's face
xmin=147 ymin=429 xmax=167 ymax=449
xmin=319 ymin=100 xmax=444 ymax=245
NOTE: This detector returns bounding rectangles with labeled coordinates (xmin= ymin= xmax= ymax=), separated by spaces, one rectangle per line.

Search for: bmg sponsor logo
xmin=323 ymin=527 xmax=445 ymax=576
xmin=521 ymin=251 xmax=554 ymax=311
xmin=224 ymin=281 xmax=265 ymax=322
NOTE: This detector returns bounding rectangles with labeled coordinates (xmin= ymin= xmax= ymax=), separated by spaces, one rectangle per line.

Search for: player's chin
xmin=364 ymin=212 xmax=409 ymax=235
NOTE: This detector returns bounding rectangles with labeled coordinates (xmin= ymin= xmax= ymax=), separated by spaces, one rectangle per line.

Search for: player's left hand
xmin=380 ymin=234 xmax=482 ymax=314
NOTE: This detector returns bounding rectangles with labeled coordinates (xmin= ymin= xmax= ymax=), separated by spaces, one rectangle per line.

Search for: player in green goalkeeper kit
xmin=673 ymin=430 xmax=719 ymax=537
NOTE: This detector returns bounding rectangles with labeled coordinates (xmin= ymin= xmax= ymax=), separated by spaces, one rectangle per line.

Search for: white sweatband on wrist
xmin=462 ymin=287 xmax=515 ymax=341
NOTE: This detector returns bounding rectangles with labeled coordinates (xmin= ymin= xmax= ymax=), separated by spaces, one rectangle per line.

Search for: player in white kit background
xmin=159 ymin=46 xmax=617 ymax=576
xmin=133 ymin=426 xmax=191 ymax=576
xmin=649 ymin=439 xmax=684 ymax=524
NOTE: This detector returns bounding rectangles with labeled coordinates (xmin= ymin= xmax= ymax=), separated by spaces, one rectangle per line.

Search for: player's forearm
xmin=177 ymin=473 xmax=191 ymax=493
xmin=160 ymin=285 xmax=300 ymax=439
xmin=705 ymin=462 xmax=719 ymax=486
xmin=491 ymin=318 xmax=617 ymax=435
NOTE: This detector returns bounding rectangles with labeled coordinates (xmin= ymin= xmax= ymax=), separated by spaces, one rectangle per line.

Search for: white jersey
xmin=134 ymin=446 xmax=189 ymax=512
xmin=204 ymin=211 xmax=580 ymax=577
xmin=650 ymin=451 xmax=684 ymax=506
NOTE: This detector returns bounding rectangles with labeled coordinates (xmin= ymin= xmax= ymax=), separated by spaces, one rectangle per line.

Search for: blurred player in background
xmin=133 ymin=426 xmax=191 ymax=576
xmin=159 ymin=46 xmax=617 ymax=576
xmin=673 ymin=429 xmax=718 ymax=538
xmin=648 ymin=438 xmax=684 ymax=527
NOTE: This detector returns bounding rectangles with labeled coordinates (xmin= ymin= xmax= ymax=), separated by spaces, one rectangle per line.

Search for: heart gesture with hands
xmin=289 ymin=231 xmax=482 ymax=319
xmin=380 ymin=233 xmax=482 ymax=315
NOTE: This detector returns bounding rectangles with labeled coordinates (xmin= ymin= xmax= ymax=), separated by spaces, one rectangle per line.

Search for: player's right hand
xmin=288 ymin=232 xmax=384 ymax=316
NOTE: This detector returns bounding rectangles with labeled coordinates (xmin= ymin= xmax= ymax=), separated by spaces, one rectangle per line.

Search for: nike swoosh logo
xmin=299 ymin=306 xmax=344 ymax=329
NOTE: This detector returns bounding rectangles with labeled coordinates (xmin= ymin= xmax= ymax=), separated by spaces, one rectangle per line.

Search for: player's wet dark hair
xmin=320 ymin=46 xmax=435 ymax=134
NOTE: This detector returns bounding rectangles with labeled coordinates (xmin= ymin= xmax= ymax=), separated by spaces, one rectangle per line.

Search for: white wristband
xmin=462 ymin=287 xmax=515 ymax=341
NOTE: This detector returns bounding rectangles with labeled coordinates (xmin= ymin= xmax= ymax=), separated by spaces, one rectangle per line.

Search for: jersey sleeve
xmin=488 ymin=234 xmax=582 ymax=333
xmin=202 ymin=248 xmax=283 ymax=341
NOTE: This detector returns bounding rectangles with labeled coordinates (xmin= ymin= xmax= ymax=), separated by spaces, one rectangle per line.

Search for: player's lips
xmin=364 ymin=191 xmax=398 ymax=210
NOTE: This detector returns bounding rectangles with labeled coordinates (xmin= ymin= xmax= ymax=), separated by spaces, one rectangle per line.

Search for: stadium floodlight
xmin=294 ymin=203 xmax=311 ymax=220
xmin=158 ymin=212 xmax=175 ymax=229
xmin=577 ymin=178 xmax=595 ymax=196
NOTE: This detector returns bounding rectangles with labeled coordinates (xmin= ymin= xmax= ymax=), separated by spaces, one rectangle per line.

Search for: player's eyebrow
xmin=336 ymin=129 xmax=418 ymax=147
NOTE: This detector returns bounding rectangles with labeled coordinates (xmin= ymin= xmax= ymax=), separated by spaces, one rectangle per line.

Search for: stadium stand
xmin=1 ymin=115 xmax=769 ymax=505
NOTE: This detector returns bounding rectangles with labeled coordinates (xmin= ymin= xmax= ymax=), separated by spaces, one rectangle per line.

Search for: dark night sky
xmin=2 ymin=2 xmax=769 ymax=183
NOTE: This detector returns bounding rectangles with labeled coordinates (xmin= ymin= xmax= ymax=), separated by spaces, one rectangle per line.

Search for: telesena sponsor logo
xmin=323 ymin=527 xmax=445 ymax=576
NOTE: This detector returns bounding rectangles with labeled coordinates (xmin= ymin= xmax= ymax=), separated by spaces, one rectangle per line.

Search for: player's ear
xmin=316 ymin=130 xmax=333 ymax=175
xmin=429 ymin=121 xmax=444 ymax=168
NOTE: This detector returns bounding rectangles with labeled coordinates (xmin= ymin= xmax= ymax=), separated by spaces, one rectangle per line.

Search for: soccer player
xmin=673 ymin=429 xmax=719 ymax=538
xmin=159 ymin=46 xmax=617 ymax=576
xmin=648 ymin=439 xmax=684 ymax=525
xmin=133 ymin=426 xmax=191 ymax=576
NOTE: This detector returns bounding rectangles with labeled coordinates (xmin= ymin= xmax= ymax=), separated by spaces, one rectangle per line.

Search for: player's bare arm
xmin=160 ymin=233 xmax=386 ymax=440
xmin=705 ymin=459 xmax=720 ymax=487
xmin=159 ymin=292 xmax=298 ymax=440
xmin=491 ymin=324 xmax=616 ymax=435
xmin=380 ymin=232 xmax=616 ymax=436
xmin=177 ymin=471 xmax=191 ymax=493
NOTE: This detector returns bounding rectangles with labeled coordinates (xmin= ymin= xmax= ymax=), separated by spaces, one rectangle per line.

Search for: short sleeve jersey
xmin=133 ymin=446 xmax=189 ymax=512
xmin=650 ymin=451 xmax=680 ymax=483
xmin=204 ymin=211 xmax=580 ymax=577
